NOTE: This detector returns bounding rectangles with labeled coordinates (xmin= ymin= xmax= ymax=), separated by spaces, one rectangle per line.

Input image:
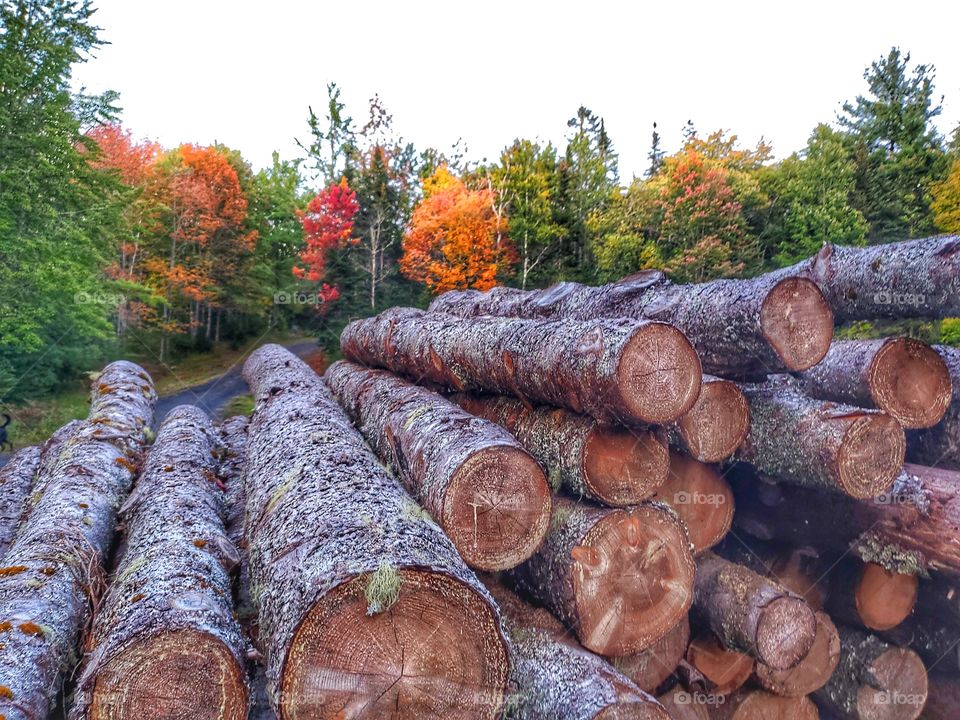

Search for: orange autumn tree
xmin=400 ymin=166 xmax=514 ymax=293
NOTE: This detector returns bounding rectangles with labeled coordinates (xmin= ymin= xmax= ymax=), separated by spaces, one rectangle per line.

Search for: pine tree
xmin=647 ymin=122 xmax=665 ymax=177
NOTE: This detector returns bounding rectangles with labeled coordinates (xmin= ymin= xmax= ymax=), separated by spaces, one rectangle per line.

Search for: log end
xmin=755 ymin=611 xmax=840 ymax=698
xmin=837 ymin=413 xmax=906 ymax=499
xmin=90 ymin=630 xmax=248 ymax=720
xmin=676 ymin=379 xmax=750 ymax=463
xmin=685 ymin=632 xmax=754 ymax=696
xmin=855 ymin=563 xmax=918 ymax=631
xmin=573 ymin=505 xmax=695 ymax=656
xmin=726 ymin=691 xmax=820 ymax=720
xmin=652 ymin=455 xmax=734 ymax=555
xmin=444 ymin=445 xmax=552 ymax=571
xmin=855 ymin=647 xmax=928 ymax=720
xmin=760 ymin=277 xmax=834 ymax=372
xmin=614 ymin=615 xmax=690 ymax=692
xmin=281 ymin=570 xmax=509 ymax=719
xmin=870 ymin=338 xmax=953 ymax=429
xmin=583 ymin=426 xmax=670 ymax=506
xmin=618 ymin=322 xmax=702 ymax=425
xmin=755 ymin=596 xmax=817 ymax=670
xmin=595 ymin=700 xmax=671 ymax=719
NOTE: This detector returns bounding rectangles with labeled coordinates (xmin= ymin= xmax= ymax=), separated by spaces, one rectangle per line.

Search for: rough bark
xmin=814 ymin=625 xmax=928 ymax=720
xmin=340 ymin=307 xmax=703 ymax=426
xmin=729 ymin=464 xmax=960 ymax=577
xmin=908 ymin=344 xmax=960 ymax=469
xmin=683 ymin=632 xmax=753 ymax=696
xmin=0 ymin=447 xmax=40 ymax=561
xmin=734 ymin=376 xmax=905 ymax=499
xmin=711 ymin=689 xmax=820 ymax=720
xmin=0 ymin=361 xmax=156 ymax=720
xmin=485 ymin=580 xmax=668 ymax=720
xmin=428 ymin=270 xmax=834 ymax=378
xmin=714 ymin=540 xmax=828 ymax=611
xmin=692 ymin=552 xmax=817 ymax=670
xmin=242 ymin=343 xmax=510 ymax=719
xmin=799 ymin=338 xmax=952 ymax=430
xmin=825 ymin=560 xmax=918 ymax=633
xmin=508 ymin=496 xmax=695 ymax=657
xmin=325 ymin=362 xmax=551 ymax=571
xmin=69 ymin=405 xmax=248 ymax=720
xmin=451 ymin=393 xmax=669 ymax=507
xmin=755 ymin=611 xmax=841 ymax=698
xmin=613 ymin=615 xmax=690 ymax=693
xmin=668 ymin=376 xmax=750 ymax=463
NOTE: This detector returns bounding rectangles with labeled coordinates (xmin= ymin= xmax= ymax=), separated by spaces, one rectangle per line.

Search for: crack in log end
xmin=618 ymin=323 xmax=702 ymax=426
xmin=870 ymin=339 xmax=953 ymax=429
xmin=443 ymin=446 xmax=551 ymax=572
xmin=280 ymin=571 xmax=509 ymax=720
xmin=755 ymin=596 xmax=817 ymax=671
xmin=89 ymin=630 xmax=247 ymax=720
xmin=837 ymin=414 xmax=906 ymax=499
xmin=760 ymin=277 xmax=833 ymax=372
xmin=855 ymin=564 xmax=918 ymax=632
xmin=582 ymin=427 xmax=669 ymax=507
xmin=856 ymin=648 xmax=928 ymax=720
xmin=574 ymin=507 xmax=695 ymax=657
xmin=756 ymin=611 xmax=840 ymax=698
xmin=614 ymin=615 xmax=690 ymax=693
xmin=675 ymin=379 xmax=750 ymax=463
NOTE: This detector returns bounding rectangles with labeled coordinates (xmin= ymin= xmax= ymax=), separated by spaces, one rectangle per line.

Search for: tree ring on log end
xmin=583 ymin=426 xmax=669 ymax=506
xmin=760 ymin=277 xmax=833 ymax=371
xmin=755 ymin=596 xmax=817 ymax=670
xmin=281 ymin=570 xmax=509 ymax=719
xmin=573 ymin=506 xmax=695 ymax=656
xmin=676 ymin=380 xmax=750 ymax=462
xmin=756 ymin=611 xmax=840 ymax=697
xmin=444 ymin=445 xmax=552 ymax=571
xmin=595 ymin=701 xmax=671 ymax=719
xmin=90 ymin=630 xmax=247 ymax=720
xmin=729 ymin=692 xmax=819 ymax=719
xmin=837 ymin=414 xmax=905 ymax=498
xmin=618 ymin=322 xmax=702 ymax=425
xmin=855 ymin=563 xmax=918 ymax=631
xmin=855 ymin=647 xmax=928 ymax=720
xmin=870 ymin=338 xmax=952 ymax=429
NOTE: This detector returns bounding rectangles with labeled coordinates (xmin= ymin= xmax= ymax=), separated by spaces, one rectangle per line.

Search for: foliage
xmin=931 ymin=158 xmax=960 ymax=233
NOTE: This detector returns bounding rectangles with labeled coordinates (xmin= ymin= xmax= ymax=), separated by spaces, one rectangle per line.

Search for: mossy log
xmin=69 ymin=405 xmax=248 ymax=720
xmin=668 ymin=376 xmax=750 ymax=463
xmin=0 ymin=447 xmax=40 ymax=561
xmin=613 ymin=615 xmax=690 ymax=693
xmin=451 ymin=393 xmax=668 ymax=507
xmin=0 ymin=361 xmax=156 ymax=720
xmin=799 ymin=338 xmax=951 ymax=430
xmin=242 ymin=344 xmax=510 ymax=719
xmin=734 ymin=376 xmax=905 ymax=499
xmin=340 ymin=307 xmax=702 ymax=426
xmin=508 ymin=496 xmax=695 ymax=657
xmin=428 ymin=270 xmax=834 ymax=378
xmin=711 ymin=689 xmax=820 ymax=720
xmin=325 ymin=362 xmax=551 ymax=570
xmin=755 ymin=611 xmax=841 ymax=698
xmin=692 ymin=552 xmax=817 ymax=671
xmin=908 ymin=344 xmax=960 ymax=469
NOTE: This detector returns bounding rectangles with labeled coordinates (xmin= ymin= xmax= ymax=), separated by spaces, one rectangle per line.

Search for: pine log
xmin=908 ymin=345 xmax=960 ymax=469
xmin=771 ymin=235 xmax=960 ymax=322
xmin=710 ymin=689 xmax=820 ymax=720
xmin=451 ymin=393 xmax=668 ymax=507
xmin=486 ymin=580 xmax=669 ymax=720
xmin=683 ymin=632 xmax=753 ymax=696
xmin=242 ymin=344 xmax=510 ymax=718
xmin=648 ymin=454 xmax=734 ymax=554
xmin=655 ymin=685 xmax=710 ymax=720
xmin=428 ymin=270 xmax=834 ymax=377
xmin=508 ymin=496 xmax=695 ymax=657
xmin=340 ymin=307 xmax=703 ymax=426
xmin=755 ymin=611 xmax=841 ymax=698
xmin=0 ymin=361 xmax=156 ymax=720
xmin=69 ymin=405 xmax=248 ymax=720
xmin=325 ymin=362 xmax=551 ymax=570
xmin=0 ymin=447 xmax=39 ymax=560
xmin=799 ymin=338 xmax=951 ymax=430
xmin=668 ymin=376 xmax=750 ymax=463
xmin=825 ymin=560 xmax=918 ymax=632
xmin=692 ymin=552 xmax=817 ymax=670
xmin=730 ymin=464 xmax=960 ymax=577
xmin=734 ymin=376 xmax=905 ymax=499
xmin=814 ymin=625 xmax=928 ymax=720
xmin=613 ymin=615 xmax=691 ymax=692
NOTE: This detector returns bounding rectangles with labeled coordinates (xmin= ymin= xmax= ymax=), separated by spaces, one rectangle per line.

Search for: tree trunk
xmin=484 ymin=581 xmax=669 ymax=720
xmin=450 ymin=393 xmax=669 ymax=507
xmin=710 ymin=689 xmax=819 ymax=720
xmin=754 ymin=611 xmax=840 ymax=698
xmin=340 ymin=307 xmax=703 ymax=426
xmin=908 ymin=344 xmax=960 ymax=469
xmin=241 ymin=344 xmax=510 ymax=719
xmin=668 ymin=376 xmax=750 ymax=463
xmin=0 ymin=361 xmax=156 ymax=720
xmin=683 ymin=632 xmax=753 ymax=696
xmin=69 ymin=406 xmax=248 ymax=720
xmin=734 ymin=376 xmax=905 ymax=499
xmin=799 ymin=338 xmax=951 ymax=429
xmin=612 ymin=615 xmax=690 ymax=693
xmin=507 ymin=495 xmax=695 ymax=657
xmin=814 ymin=625 xmax=928 ymax=720
xmin=692 ymin=552 xmax=817 ymax=671
xmin=729 ymin=463 xmax=960 ymax=577
xmin=324 ymin=361 xmax=551 ymax=571
xmin=0 ymin=446 xmax=40 ymax=561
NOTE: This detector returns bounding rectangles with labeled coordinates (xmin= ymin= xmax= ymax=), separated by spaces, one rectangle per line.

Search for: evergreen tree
xmin=647 ymin=122 xmax=665 ymax=177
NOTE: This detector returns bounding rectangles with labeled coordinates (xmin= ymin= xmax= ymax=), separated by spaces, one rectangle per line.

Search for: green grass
xmin=221 ymin=394 xmax=255 ymax=418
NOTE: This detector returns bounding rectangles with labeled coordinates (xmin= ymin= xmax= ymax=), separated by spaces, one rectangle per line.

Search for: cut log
xmin=814 ymin=625 xmax=928 ymax=720
xmin=0 ymin=361 xmax=156 ymax=720
xmin=799 ymin=338 xmax=951 ymax=429
xmin=648 ymin=454 xmax=734 ymax=554
xmin=340 ymin=307 xmax=703 ymax=426
xmin=755 ymin=611 xmax=841 ymax=698
xmin=669 ymin=376 xmax=750 ymax=463
xmin=908 ymin=344 xmax=960 ymax=469
xmin=508 ymin=496 xmax=695 ymax=657
xmin=485 ymin=580 xmax=669 ymax=720
xmin=0 ymin=446 xmax=39 ymax=560
xmin=242 ymin=344 xmax=510 ymax=718
xmin=325 ymin=361 xmax=551 ymax=570
xmin=692 ymin=552 xmax=817 ymax=670
xmin=683 ymin=632 xmax=753 ymax=696
xmin=655 ymin=686 xmax=710 ymax=720
xmin=69 ymin=405 xmax=248 ymax=720
xmin=729 ymin=464 xmax=960 ymax=577
xmin=613 ymin=615 xmax=690 ymax=692
xmin=735 ymin=376 xmax=905 ymax=499
xmin=714 ymin=541 xmax=829 ymax=611
xmin=428 ymin=270 xmax=834 ymax=377
xmin=880 ymin=578 xmax=960 ymax=674
xmin=451 ymin=393 xmax=668 ymax=507
xmin=826 ymin=560 xmax=918 ymax=632
xmin=711 ymin=689 xmax=820 ymax=720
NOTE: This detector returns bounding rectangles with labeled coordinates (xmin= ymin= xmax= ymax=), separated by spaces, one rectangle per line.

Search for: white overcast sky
xmin=72 ymin=0 xmax=960 ymax=181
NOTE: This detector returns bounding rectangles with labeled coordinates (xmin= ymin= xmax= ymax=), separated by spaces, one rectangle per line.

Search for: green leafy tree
xmin=298 ymin=82 xmax=357 ymax=186
xmin=589 ymin=180 xmax=661 ymax=282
